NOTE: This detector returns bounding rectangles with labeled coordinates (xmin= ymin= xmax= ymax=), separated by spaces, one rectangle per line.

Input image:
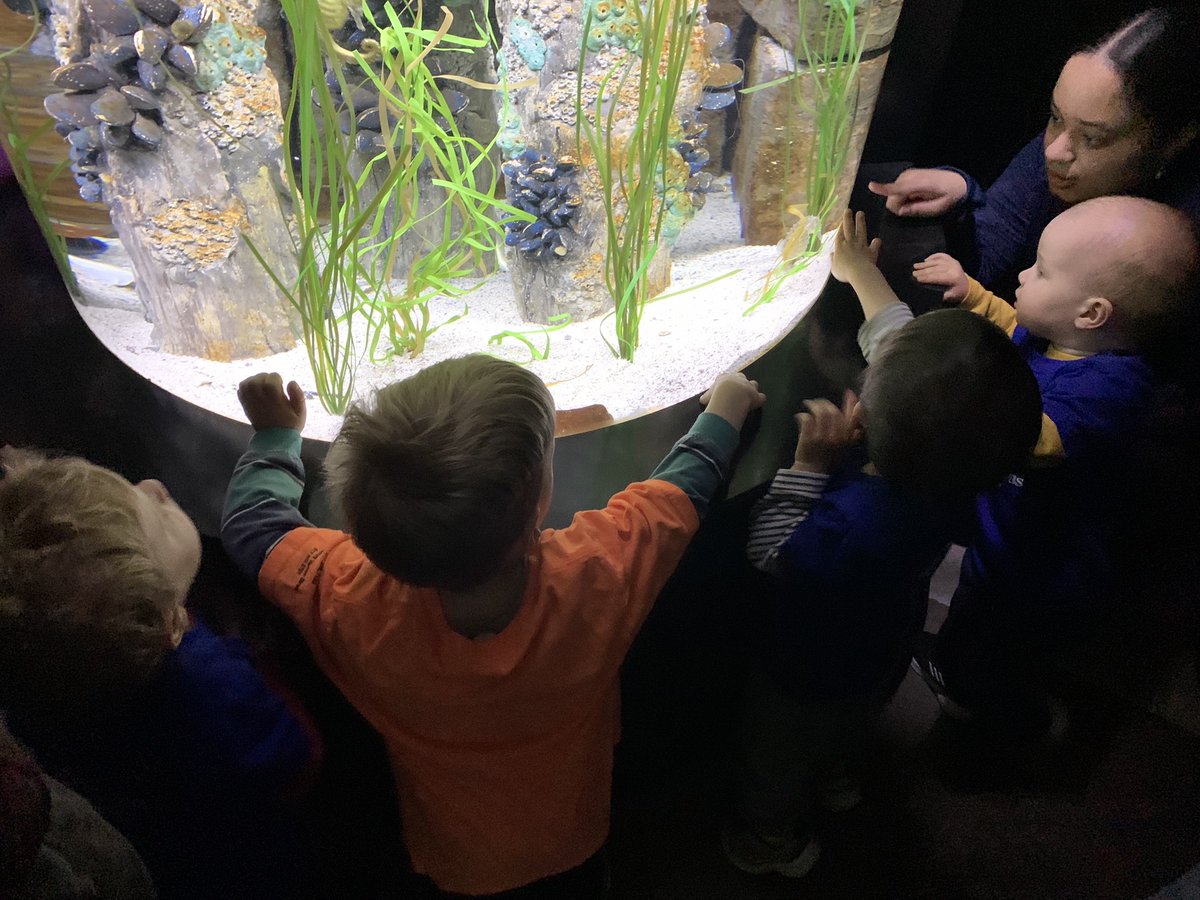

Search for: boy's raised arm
xmin=221 ymin=374 xmax=315 ymax=580
xmin=648 ymin=373 xmax=765 ymax=518
xmin=831 ymin=210 xmax=918 ymax=363
xmin=831 ymin=210 xmax=906 ymax=323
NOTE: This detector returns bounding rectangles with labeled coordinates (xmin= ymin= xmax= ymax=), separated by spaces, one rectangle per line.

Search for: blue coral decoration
xmin=583 ymin=0 xmax=641 ymax=53
xmin=195 ymin=22 xmax=267 ymax=91
xmin=508 ymin=18 xmax=546 ymax=71
xmin=502 ymin=150 xmax=582 ymax=261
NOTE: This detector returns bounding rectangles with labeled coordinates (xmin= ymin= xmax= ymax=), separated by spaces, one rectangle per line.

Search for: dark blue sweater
xmin=948 ymin=133 xmax=1200 ymax=296
xmin=964 ymin=327 xmax=1154 ymax=614
xmin=749 ymin=466 xmax=964 ymax=700
xmin=5 ymin=619 xmax=317 ymax=900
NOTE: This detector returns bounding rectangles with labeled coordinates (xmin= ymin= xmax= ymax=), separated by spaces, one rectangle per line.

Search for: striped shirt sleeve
xmin=745 ymin=468 xmax=830 ymax=574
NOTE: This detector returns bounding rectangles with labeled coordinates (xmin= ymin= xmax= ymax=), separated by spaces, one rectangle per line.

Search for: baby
xmin=850 ymin=196 xmax=1199 ymax=733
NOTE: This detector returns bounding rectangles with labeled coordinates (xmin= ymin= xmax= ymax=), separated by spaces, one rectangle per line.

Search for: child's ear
xmin=1077 ymin=296 xmax=1113 ymax=331
xmin=165 ymin=604 xmax=189 ymax=649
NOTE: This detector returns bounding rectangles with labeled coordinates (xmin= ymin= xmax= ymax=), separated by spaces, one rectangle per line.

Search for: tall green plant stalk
xmin=747 ymin=0 xmax=867 ymax=312
xmin=249 ymin=0 xmax=527 ymax=413
xmin=357 ymin=1 xmax=526 ymax=361
xmin=0 ymin=11 xmax=77 ymax=294
xmin=247 ymin=0 xmax=371 ymax=413
xmin=576 ymin=0 xmax=700 ymax=361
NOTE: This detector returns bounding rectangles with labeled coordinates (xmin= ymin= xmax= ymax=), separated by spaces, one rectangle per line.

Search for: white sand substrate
xmin=73 ymin=188 xmax=831 ymax=441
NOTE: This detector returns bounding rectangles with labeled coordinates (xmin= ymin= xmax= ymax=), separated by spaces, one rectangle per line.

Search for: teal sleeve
xmin=221 ymin=428 xmax=313 ymax=579
xmin=649 ymin=411 xmax=742 ymax=518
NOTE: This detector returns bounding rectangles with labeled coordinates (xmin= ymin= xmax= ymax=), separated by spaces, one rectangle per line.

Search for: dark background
xmin=866 ymin=0 xmax=1156 ymax=181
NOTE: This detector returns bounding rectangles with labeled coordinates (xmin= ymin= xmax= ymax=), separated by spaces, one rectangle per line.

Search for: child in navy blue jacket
xmin=903 ymin=196 xmax=1200 ymax=735
xmin=0 ymin=448 xmax=321 ymax=900
xmin=722 ymin=216 xmax=1044 ymax=879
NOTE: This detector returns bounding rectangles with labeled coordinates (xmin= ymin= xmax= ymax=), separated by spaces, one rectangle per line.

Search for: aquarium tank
xmin=0 ymin=0 xmax=902 ymax=439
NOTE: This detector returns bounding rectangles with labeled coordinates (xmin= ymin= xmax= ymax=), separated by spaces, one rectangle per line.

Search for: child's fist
xmin=699 ymin=372 xmax=766 ymax=429
xmin=237 ymin=373 xmax=307 ymax=433
xmin=792 ymin=390 xmax=863 ymax=474
xmin=912 ymin=252 xmax=969 ymax=303
xmin=830 ymin=210 xmax=882 ymax=286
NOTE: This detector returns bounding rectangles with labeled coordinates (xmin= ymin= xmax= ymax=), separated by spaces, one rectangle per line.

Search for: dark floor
xmin=607 ymin=552 xmax=1200 ymax=900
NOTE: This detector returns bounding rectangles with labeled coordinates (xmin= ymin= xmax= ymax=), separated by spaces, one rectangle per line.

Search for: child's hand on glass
xmin=699 ymin=372 xmax=767 ymax=429
xmin=792 ymin=390 xmax=863 ymax=474
xmin=237 ymin=373 xmax=307 ymax=432
xmin=830 ymin=210 xmax=882 ymax=286
xmin=912 ymin=252 xmax=969 ymax=303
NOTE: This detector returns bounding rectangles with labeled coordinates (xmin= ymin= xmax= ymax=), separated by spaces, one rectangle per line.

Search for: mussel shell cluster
xmin=501 ymin=149 xmax=581 ymax=261
xmin=329 ymin=0 xmax=392 ymax=54
xmin=675 ymin=119 xmax=717 ymax=206
xmin=43 ymin=0 xmax=213 ymax=201
xmin=322 ymin=66 xmax=469 ymax=156
xmin=700 ymin=59 xmax=742 ymax=111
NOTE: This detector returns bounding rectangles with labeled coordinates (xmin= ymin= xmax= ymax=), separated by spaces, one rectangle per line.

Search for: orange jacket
xmin=257 ymin=481 xmax=698 ymax=894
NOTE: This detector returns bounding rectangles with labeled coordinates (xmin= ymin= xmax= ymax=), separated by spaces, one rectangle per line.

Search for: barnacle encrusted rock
xmin=41 ymin=0 xmax=216 ymax=203
xmin=42 ymin=0 xmax=298 ymax=359
xmin=194 ymin=20 xmax=267 ymax=92
xmin=142 ymin=197 xmax=248 ymax=269
xmin=494 ymin=0 xmax=714 ymax=322
xmin=195 ymin=64 xmax=277 ymax=148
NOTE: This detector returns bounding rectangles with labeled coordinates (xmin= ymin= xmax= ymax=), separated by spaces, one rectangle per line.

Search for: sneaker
xmin=720 ymin=821 xmax=820 ymax=878
xmin=814 ymin=763 xmax=863 ymax=813
xmin=910 ymin=632 xmax=975 ymax=722
xmin=912 ymin=634 xmax=1071 ymax=742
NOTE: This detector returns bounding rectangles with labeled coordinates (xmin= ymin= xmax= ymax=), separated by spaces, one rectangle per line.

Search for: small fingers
xmin=286 ymin=380 xmax=306 ymax=413
xmin=841 ymin=389 xmax=858 ymax=419
xmin=854 ymin=210 xmax=868 ymax=240
xmin=802 ymin=398 xmax=839 ymax=418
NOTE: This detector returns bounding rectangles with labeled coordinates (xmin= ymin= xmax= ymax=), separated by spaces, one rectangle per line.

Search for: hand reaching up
xmin=237 ymin=373 xmax=307 ymax=432
xmin=830 ymin=210 xmax=882 ymax=287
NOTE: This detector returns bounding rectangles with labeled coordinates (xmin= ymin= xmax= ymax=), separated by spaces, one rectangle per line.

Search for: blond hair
xmin=0 ymin=451 xmax=178 ymax=705
xmin=324 ymin=355 xmax=556 ymax=589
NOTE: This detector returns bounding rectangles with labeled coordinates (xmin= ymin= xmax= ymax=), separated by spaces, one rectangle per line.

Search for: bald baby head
xmin=1055 ymin=196 xmax=1198 ymax=350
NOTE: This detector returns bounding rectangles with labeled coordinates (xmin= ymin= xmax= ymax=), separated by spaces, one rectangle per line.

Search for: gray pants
xmin=733 ymin=667 xmax=872 ymax=842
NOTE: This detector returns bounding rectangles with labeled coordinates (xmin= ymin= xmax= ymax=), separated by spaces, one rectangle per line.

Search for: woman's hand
xmin=867 ymin=168 xmax=969 ymax=217
xmin=912 ymin=252 xmax=970 ymax=302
